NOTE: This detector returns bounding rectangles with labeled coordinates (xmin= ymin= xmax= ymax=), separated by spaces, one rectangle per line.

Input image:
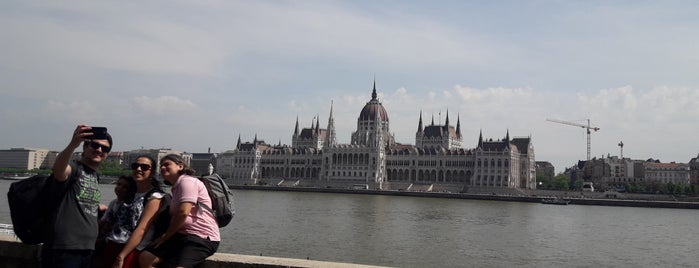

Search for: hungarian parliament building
xmin=216 ymin=83 xmax=537 ymax=191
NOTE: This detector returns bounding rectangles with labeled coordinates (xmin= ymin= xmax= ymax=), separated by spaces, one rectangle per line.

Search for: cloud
xmin=46 ymin=100 xmax=102 ymax=123
xmin=453 ymin=86 xmax=533 ymax=102
xmin=133 ymin=96 xmax=197 ymax=115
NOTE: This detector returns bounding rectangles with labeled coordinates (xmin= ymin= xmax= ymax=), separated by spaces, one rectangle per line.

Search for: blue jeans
xmin=41 ymin=248 xmax=93 ymax=268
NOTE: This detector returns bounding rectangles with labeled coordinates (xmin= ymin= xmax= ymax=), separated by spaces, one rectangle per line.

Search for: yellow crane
xmin=546 ymin=118 xmax=600 ymax=161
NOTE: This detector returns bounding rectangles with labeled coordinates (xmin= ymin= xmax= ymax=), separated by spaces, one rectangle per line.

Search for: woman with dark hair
xmin=105 ymin=155 xmax=168 ymax=268
xmin=140 ymin=154 xmax=220 ymax=268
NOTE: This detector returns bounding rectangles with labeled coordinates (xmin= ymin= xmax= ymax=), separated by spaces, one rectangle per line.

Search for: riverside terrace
xmin=0 ymin=234 xmax=389 ymax=268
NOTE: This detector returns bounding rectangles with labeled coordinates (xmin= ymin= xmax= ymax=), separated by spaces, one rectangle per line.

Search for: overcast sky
xmin=2 ymin=1 xmax=698 ymax=173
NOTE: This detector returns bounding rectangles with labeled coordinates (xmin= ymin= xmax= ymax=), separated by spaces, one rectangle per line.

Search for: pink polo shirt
xmin=171 ymin=174 xmax=220 ymax=241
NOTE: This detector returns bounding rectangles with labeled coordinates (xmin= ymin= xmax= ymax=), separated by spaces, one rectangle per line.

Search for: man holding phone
xmin=43 ymin=125 xmax=112 ymax=268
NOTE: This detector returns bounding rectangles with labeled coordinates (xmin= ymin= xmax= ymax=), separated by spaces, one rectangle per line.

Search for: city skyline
xmin=1 ymin=1 xmax=698 ymax=173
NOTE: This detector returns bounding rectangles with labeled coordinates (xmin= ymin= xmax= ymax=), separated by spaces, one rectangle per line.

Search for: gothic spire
xmin=325 ymin=100 xmax=336 ymax=148
xmin=505 ymin=129 xmax=510 ymax=148
xmin=236 ymin=133 xmax=241 ymax=150
xmin=478 ymin=129 xmax=483 ymax=148
xmin=445 ymin=109 xmax=450 ymax=128
xmin=293 ymin=116 xmax=300 ymax=137
xmin=456 ymin=113 xmax=461 ymax=137
xmin=417 ymin=110 xmax=423 ymax=132
xmin=315 ymin=114 xmax=320 ymax=134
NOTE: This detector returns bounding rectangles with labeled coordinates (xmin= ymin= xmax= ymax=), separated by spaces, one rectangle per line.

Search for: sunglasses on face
xmin=87 ymin=141 xmax=111 ymax=153
xmin=131 ymin=163 xmax=151 ymax=171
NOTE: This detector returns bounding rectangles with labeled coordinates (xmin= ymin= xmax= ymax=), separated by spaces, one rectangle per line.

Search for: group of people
xmin=43 ymin=125 xmax=220 ymax=268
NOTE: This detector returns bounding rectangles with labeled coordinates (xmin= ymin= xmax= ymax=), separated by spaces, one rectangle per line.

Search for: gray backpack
xmin=197 ymin=173 xmax=234 ymax=227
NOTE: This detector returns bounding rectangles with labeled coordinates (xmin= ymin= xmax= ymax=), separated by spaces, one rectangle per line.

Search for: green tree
xmin=552 ymin=174 xmax=569 ymax=190
xmin=572 ymin=178 xmax=583 ymax=190
xmin=99 ymin=160 xmax=130 ymax=176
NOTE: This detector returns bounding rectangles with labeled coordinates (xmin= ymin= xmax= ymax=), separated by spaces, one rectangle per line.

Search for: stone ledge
xmin=0 ymin=234 xmax=388 ymax=268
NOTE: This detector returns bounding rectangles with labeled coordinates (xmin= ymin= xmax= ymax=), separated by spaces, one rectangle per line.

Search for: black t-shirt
xmin=49 ymin=161 xmax=101 ymax=250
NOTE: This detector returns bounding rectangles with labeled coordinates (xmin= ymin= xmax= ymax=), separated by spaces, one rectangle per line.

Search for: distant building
xmin=536 ymin=161 xmax=555 ymax=180
xmin=575 ymin=155 xmax=691 ymax=189
xmin=689 ymin=154 xmax=699 ymax=185
xmin=217 ymin=83 xmax=537 ymax=190
xmin=644 ymin=162 xmax=690 ymax=185
xmin=0 ymin=148 xmax=55 ymax=170
xmin=191 ymin=152 xmax=217 ymax=176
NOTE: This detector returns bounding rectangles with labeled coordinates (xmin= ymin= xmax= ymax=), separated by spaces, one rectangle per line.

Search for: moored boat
xmin=541 ymin=197 xmax=570 ymax=205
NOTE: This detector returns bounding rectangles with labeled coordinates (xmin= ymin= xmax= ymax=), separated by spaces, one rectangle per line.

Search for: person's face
xmin=131 ymin=157 xmax=153 ymax=183
xmin=83 ymin=139 xmax=110 ymax=164
xmin=114 ymin=178 xmax=131 ymax=201
xmin=160 ymin=159 xmax=183 ymax=181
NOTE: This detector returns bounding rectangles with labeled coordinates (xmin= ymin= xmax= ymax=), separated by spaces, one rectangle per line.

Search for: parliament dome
xmin=358 ymin=83 xmax=389 ymax=122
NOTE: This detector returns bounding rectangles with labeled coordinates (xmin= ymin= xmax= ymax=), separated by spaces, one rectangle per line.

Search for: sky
xmin=1 ymin=0 xmax=698 ymax=173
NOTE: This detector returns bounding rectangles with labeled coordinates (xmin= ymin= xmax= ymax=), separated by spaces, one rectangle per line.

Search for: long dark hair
xmin=133 ymin=155 xmax=162 ymax=190
xmin=160 ymin=154 xmax=195 ymax=176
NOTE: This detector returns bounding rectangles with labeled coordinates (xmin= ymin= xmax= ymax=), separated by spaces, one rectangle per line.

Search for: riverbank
xmin=229 ymin=185 xmax=699 ymax=209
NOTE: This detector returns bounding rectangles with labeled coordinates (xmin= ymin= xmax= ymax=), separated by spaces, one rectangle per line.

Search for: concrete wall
xmin=0 ymin=235 xmax=387 ymax=268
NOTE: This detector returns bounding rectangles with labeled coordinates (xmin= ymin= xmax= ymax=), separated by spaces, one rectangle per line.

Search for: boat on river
xmin=1 ymin=173 xmax=36 ymax=180
xmin=541 ymin=197 xmax=570 ymax=205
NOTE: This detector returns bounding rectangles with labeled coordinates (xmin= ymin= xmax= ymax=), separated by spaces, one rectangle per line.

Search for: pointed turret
xmin=293 ymin=116 xmax=300 ymax=137
xmin=445 ymin=110 xmax=450 ymax=128
xmin=236 ymin=134 xmax=242 ymax=150
xmin=505 ymin=129 xmax=510 ymax=148
xmin=456 ymin=113 xmax=461 ymax=137
xmin=431 ymin=114 xmax=435 ymax=126
xmin=417 ymin=111 xmax=423 ymax=133
xmin=316 ymin=115 xmax=320 ymax=133
xmin=478 ymin=129 xmax=483 ymax=148
xmin=325 ymin=100 xmax=336 ymax=148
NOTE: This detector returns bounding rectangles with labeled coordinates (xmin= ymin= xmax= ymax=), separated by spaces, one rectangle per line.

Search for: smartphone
xmin=89 ymin=127 xmax=108 ymax=140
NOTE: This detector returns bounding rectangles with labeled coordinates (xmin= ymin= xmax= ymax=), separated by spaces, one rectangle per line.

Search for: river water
xmin=1 ymin=180 xmax=697 ymax=267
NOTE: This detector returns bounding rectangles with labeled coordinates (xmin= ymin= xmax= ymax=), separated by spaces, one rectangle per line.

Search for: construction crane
xmin=546 ymin=118 xmax=600 ymax=161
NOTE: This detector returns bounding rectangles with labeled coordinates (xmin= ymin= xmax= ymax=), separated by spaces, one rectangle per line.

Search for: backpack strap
xmin=194 ymin=176 xmax=214 ymax=215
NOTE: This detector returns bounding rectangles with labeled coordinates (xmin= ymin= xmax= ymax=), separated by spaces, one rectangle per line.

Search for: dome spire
xmin=372 ymin=79 xmax=377 ymax=100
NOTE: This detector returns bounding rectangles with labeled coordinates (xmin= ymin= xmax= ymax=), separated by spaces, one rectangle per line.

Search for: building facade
xmin=644 ymin=162 xmax=691 ymax=185
xmin=0 ymin=148 xmax=55 ymax=170
xmin=217 ymin=83 xmax=537 ymax=190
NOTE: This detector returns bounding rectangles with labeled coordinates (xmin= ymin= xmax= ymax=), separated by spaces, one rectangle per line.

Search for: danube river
xmin=1 ymin=180 xmax=697 ymax=267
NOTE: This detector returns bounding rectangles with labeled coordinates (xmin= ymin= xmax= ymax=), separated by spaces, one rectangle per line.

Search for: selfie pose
xmin=43 ymin=125 xmax=112 ymax=268
xmin=140 ymin=154 xmax=219 ymax=268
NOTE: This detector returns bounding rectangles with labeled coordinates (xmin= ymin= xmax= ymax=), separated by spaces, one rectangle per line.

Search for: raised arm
xmin=53 ymin=125 xmax=91 ymax=182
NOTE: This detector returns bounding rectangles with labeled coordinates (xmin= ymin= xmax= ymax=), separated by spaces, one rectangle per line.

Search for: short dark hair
xmin=119 ymin=175 xmax=137 ymax=203
xmin=105 ymin=132 xmax=113 ymax=149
